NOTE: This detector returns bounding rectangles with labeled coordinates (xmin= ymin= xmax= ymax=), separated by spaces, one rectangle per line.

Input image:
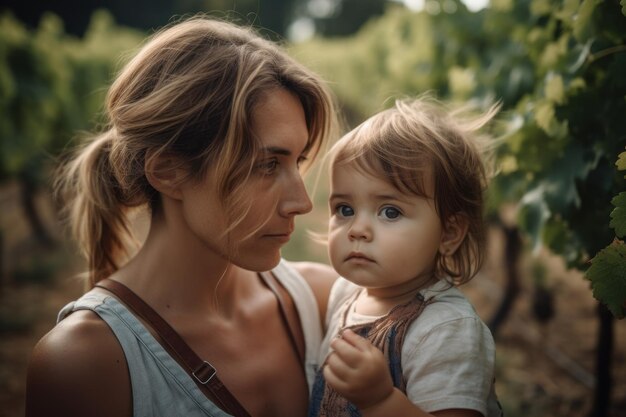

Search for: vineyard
xmin=1 ymin=1 xmax=625 ymax=416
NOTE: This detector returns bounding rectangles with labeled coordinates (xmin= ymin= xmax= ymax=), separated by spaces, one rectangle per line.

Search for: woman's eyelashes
xmin=255 ymin=158 xmax=279 ymax=175
xmin=255 ymin=154 xmax=308 ymax=176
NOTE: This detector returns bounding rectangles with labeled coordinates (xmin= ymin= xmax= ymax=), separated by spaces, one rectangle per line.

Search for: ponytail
xmin=55 ymin=130 xmax=136 ymax=287
xmin=54 ymin=17 xmax=337 ymax=288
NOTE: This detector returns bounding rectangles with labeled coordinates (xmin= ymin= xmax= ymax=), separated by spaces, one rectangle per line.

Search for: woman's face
xmin=179 ymin=88 xmax=313 ymax=271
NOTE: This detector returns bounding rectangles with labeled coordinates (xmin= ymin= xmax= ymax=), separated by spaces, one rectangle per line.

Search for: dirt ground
xmin=467 ymin=229 xmax=626 ymax=417
xmin=1 ymin=184 xmax=625 ymax=417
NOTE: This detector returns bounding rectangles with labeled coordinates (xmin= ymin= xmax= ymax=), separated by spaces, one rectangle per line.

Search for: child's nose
xmin=348 ymin=216 xmax=372 ymax=241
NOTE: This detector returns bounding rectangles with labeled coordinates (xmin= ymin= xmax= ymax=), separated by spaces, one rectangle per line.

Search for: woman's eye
xmin=380 ymin=206 xmax=401 ymax=220
xmin=297 ymin=155 xmax=308 ymax=169
xmin=256 ymin=159 xmax=278 ymax=175
xmin=336 ymin=204 xmax=354 ymax=217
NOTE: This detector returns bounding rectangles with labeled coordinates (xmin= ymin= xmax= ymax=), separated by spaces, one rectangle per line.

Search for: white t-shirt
xmin=320 ymin=278 xmax=502 ymax=417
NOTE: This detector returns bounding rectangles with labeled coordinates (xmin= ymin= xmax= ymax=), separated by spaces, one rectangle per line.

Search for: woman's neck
xmin=111 ymin=210 xmax=255 ymax=319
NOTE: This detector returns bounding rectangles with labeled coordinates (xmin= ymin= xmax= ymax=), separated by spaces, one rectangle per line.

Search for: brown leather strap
xmin=259 ymin=270 xmax=306 ymax=365
xmin=95 ymin=279 xmax=251 ymax=417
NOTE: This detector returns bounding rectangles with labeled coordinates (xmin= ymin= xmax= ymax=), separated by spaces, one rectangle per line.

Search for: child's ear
xmin=145 ymin=150 xmax=185 ymax=200
xmin=439 ymin=214 xmax=469 ymax=256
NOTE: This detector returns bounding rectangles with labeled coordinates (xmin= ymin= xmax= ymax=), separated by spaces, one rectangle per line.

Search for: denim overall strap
xmin=309 ymin=292 xmax=433 ymax=417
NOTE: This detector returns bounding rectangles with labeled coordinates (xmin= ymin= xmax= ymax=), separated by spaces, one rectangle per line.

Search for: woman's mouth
xmin=263 ymin=232 xmax=292 ymax=244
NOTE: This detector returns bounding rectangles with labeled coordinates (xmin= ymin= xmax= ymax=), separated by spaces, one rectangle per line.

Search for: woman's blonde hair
xmin=56 ymin=16 xmax=337 ymax=286
xmin=329 ymin=95 xmax=498 ymax=285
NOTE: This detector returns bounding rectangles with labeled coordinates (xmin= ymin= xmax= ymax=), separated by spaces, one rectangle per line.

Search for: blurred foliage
xmin=12 ymin=251 xmax=63 ymax=285
xmin=587 ymin=150 xmax=626 ymax=318
xmin=0 ymin=10 xmax=142 ymax=185
xmin=0 ymin=0 xmax=298 ymax=38
xmin=292 ymin=0 xmax=387 ymax=37
xmin=1 ymin=1 xmax=625 ymax=317
xmin=292 ymin=0 xmax=626 ymax=318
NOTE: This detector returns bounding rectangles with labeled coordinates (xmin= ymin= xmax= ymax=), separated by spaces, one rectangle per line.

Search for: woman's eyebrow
xmin=262 ymin=146 xmax=292 ymax=156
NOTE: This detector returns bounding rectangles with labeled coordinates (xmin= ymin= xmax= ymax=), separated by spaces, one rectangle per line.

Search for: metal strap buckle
xmin=192 ymin=361 xmax=217 ymax=384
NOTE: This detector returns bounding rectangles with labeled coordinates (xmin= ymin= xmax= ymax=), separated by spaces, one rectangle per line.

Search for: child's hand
xmin=323 ymin=329 xmax=394 ymax=410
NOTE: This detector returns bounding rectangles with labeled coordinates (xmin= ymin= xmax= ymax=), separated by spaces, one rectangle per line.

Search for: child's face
xmin=328 ymin=163 xmax=444 ymax=293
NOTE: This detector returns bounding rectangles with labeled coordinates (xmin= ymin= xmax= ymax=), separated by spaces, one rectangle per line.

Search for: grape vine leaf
xmin=517 ymin=144 xmax=598 ymax=253
xmin=545 ymin=74 xmax=565 ymax=104
xmin=540 ymin=144 xmax=600 ymax=212
xmin=586 ymin=242 xmax=626 ymax=319
xmin=617 ymin=151 xmax=626 ymax=173
xmin=573 ymin=0 xmax=602 ymax=41
xmin=518 ymin=185 xmax=551 ymax=252
xmin=611 ymin=192 xmax=626 ymax=238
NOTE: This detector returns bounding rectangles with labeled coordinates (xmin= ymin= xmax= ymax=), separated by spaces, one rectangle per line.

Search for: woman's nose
xmin=279 ymin=175 xmax=313 ymax=217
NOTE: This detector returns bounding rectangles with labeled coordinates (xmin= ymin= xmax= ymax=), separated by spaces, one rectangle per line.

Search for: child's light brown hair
xmin=329 ymin=95 xmax=499 ymax=284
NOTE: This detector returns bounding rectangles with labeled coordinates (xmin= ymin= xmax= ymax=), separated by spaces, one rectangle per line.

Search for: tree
xmin=0 ymin=0 xmax=299 ymax=38
xmin=0 ymin=11 xmax=142 ymax=246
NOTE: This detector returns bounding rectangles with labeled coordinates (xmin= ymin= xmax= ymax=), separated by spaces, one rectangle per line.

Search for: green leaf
xmin=610 ymin=192 xmax=626 ymax=238
xmin=541 ymin=144 xmax=601 ymax=212
xmin=530 ymin=0 xmax=553 ymax=16
xmin=573 ymin=0 xmax=602 ymax=41
xmin=560 ymin=0 xmax=582 ymax=19
xmin=621 ymin=0 xmax=626 ymax=16
xmin=535 ymin=101 xmax=555 ymax=132
xmin=586 ymin=242 xmax=626 ymax=319
xmin=534 ymin=100 xmax=569 ymax=139
xmin=545 ymin=73 xmax=565 ymax=104
xmin=518 ymin=185 xmax=551 ymax=252
xmin=542 ymin=217 xmax=583 ymax=266
xmin=540 ymin=41 xmax=565 ymax=69
xmin=617 ymin=151 xmax=626 ymax=172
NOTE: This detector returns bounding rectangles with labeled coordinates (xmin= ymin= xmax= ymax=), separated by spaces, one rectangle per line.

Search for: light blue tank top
xmin=57 ymin=260 xmax=323 ymax=417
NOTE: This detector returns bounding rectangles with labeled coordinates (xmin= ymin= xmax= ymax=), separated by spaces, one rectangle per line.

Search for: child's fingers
xmin=339 ymin=329 xmax=374 ymax=352
xmin=324 ymin=341 xmax=395 ymax=409
xmin=330 ymin=335 xmax=364 ymax=368
xmin=324 ymin=351 xmax=353 ymax=380
xmin=323 ymin=359 xmax=351 ymax=393
xmin=341 ymin=329 xmax=378 ymax=355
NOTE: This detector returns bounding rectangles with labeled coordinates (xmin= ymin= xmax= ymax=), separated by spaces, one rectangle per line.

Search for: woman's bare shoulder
xmin=289 ymin=261 xmax=338 ymax=292
xmin=26 ymin=310 xmax=132 ymax=417
xmin=287 ymin=261 xmax=338 ymax=322
xmin=289 ymin=261 xmax=337 ymax=280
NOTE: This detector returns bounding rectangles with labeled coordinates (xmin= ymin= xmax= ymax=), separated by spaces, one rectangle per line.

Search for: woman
xmin=25 ymin=16 xmax=338 ymax=417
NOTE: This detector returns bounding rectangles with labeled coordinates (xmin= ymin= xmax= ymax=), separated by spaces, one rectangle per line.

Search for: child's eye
xmin=379 ymin=206 xmax=401 ymax=220
xmin=336 ymin=204 xmax=355 ymax=217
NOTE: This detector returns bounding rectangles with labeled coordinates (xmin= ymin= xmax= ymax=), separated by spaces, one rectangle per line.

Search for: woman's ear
xmin=439 ymin=214 xmax=469 ymax=256
xmin=145 ymin=150 xmax=185 ymax=200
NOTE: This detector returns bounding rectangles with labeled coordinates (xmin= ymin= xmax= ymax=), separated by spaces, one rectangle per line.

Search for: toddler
xmin=309 ymin=96 xmax=503 ymax=417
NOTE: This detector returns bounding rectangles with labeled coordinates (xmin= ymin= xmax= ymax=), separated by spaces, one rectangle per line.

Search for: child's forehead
xmin=330 ymin=163 xmax=404 ymax=197
xmin=332 ymin=159 xmax=383 ymax=179
xmin=331 ymin=158 xmax=434 ymax=199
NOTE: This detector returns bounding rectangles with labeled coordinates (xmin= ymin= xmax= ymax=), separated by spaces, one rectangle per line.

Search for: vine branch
xmin=588 ymin=44 xmax=626 ymax=64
